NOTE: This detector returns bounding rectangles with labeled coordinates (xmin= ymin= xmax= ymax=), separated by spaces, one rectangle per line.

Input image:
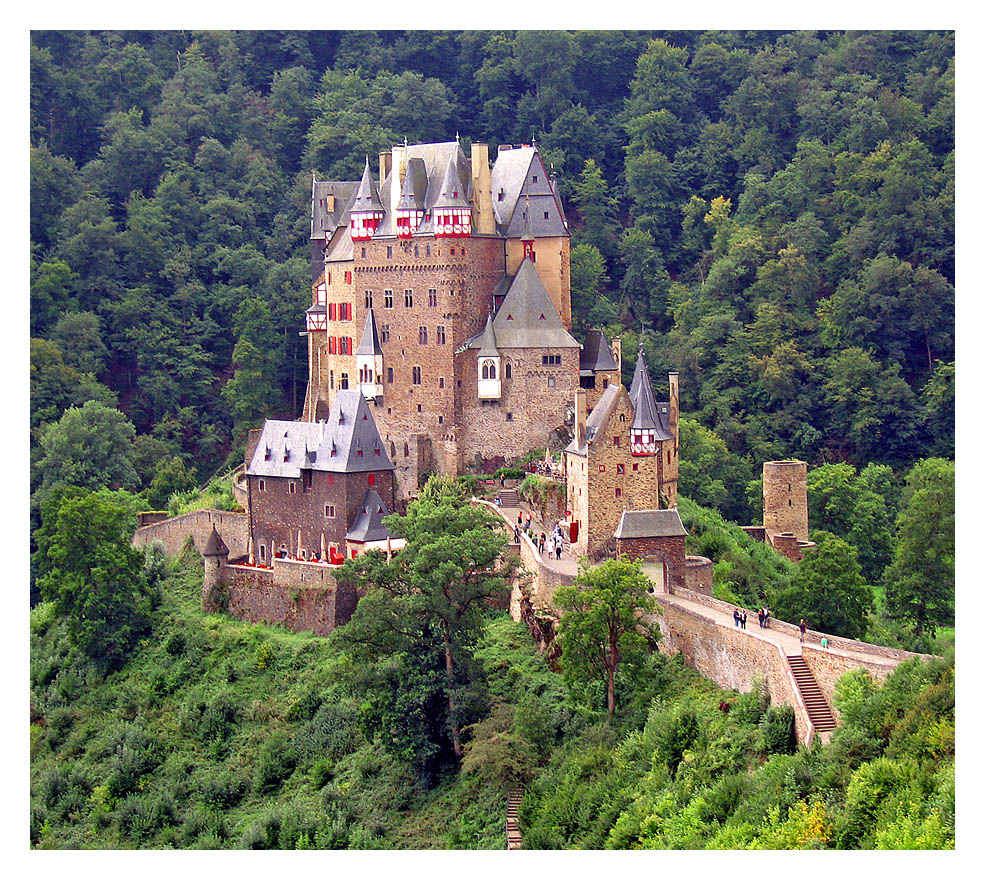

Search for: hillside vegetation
xmin=30 ymin=510 xmax=953 ymax=850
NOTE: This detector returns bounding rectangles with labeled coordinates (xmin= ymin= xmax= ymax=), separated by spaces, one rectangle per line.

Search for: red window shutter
xmin=368 ymin=474 xmax=375 ymax=486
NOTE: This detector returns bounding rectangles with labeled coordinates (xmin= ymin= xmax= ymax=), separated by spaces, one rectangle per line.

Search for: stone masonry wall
xmin=684 ymin=555 xmax=714 ymax=595
xmin=133 ymin=509 xmax=248 ymax=558
xmin=763 ymin=460 xmax=808 ymax=542
xmin=615 ymin=535 xmax=686 ymax=590
xmin=652 ymin=597 xmax=816 ymax=745
xmin=802 ymin=644 xmax=908 ymax=724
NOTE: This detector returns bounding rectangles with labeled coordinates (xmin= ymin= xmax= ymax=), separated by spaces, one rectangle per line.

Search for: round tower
xmin=762 ymin=460 xmax=808 ymax=543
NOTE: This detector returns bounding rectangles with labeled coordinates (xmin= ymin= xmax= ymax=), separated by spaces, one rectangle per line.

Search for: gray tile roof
xmin=580 ymin=329 xmax=619 ymax=374
xmin=345 ymin=488 xmax=393 ymax=543
xmin=247 ymin=391 xmax=394 ymax=478
xmin=629 ymin=347 xmax=674 ymax=439
xmin=472 ymin=313 xmax=499 ymax=357
xmin=355 ymin=308 xmax=383 ymax=356
xmin=397 ymin=157 xmax=428 ymax=210
xmin=432 ymin=153 xmax=470 ymax=209
xmin=310 ymin=179 xmax=359 ymax=241
xmin=565 ymin=383 xmax=623 ymax=456
xmin=489 ymin=259 xmax=580 ymax=350
xmin=614 ymin=509 xmax=688 ymax=540
xmin=351 ymin=158 xmax=383 ymax=213
xmin=203 ymin=524 xmax=230 ymax=557
xmin=490 ymin=147 xmax=568 ymax=238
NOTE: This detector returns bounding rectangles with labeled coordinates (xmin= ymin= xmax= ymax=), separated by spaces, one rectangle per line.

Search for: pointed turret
xmin=355 ymin=308 xmax=384 ymax=400
xmin=350 ymin=157 xmax=384 ymax=241
xmin=473 ymin=313 xmax=501 ymax=399
xmin=433 ymin=154 xmax=472 ymax=237
xmin=629 ymin=345 xmax=660 ymax=457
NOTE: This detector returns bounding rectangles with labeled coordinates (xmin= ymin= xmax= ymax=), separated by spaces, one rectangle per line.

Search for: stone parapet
xmin=684 ymin=555 xmax=713 ymax=595
xmin=133 ymin=509 xmax=248 ymax=559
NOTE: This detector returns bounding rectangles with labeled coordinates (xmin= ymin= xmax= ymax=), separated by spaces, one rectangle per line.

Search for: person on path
xmin=555 ymin=541 xmax=562 ymax=560
xmin=820 ymin=636 xmax=829 ymax=650
xmin=517 ymin=512 xmax=523 ymax=529
xmin=513 ymin=525 xmax=521 ymax=543
xmin=799 ymin=619 xmax=807 ymax=643
xmin=764 ymin=608 xmax=770 ymax=628
xmin=758 ymin=609 xmax=765 ymax=628
xmin=733 ymin=609 xmax=740 ymax=627
xmin=539 ymin=532 xmax=546 ymax=554
xmin=740 ymin=610 xmax=747 ymax=630
xmin=525 ymin=511 xmax=532 ymax=531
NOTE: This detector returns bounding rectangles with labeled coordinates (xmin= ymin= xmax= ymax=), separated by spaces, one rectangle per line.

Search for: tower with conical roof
xmin=355 ymin=307 xmax=384 ymax=400
xmin=349 ymin=158 xmax=384 ymax=241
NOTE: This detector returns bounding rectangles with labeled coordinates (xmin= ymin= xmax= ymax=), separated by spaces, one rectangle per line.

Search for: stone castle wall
xmin=684 ymin=555 xmax=714 ymax=595
xmin=133 ymin=509 xmax=248 ymax=558
xmin=650 ymin=597 xmax=817 ymax=745
xmin=615 ymin=535 xmax=687 ymax=590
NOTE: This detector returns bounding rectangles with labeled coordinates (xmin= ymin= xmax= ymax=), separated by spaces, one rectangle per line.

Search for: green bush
xmin=252 ymin=732 xmax=297 ymax=794
xmin=757 ymin=705 xmax=796 ymax=755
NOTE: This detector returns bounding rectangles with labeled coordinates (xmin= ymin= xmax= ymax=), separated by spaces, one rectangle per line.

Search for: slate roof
xmin=355 ymin=308 xmax=383 ymax=357
xmin=247 ymin=391 xmax=394 ymax=478
xmin=396 ymin=157 xmax=428 ymax=210
xmin=351 ymin=158 xmax=383 ymax=213
xmin=432 ymin=153 xmax=470 ymax=209
xmin=490 ymin=147 xmax=568 ymax=238
xmin=203 ymin=524 xmax=230 ymax=557
xmin=614 ymin=509 xmax=688 ymax=540
xmin=473 ymin=313 xmax=499 ymax=357
xmin=565 ymin=383 xmax=623 ymax=456
xmin=486 ymin=259 xmax=579 ymax=350
xmin=580 ymin=329 xmax=619 ymax=375
xmin=310 ymin=179 xmax=359 ymax=241
xmin=629 ymin=347 xmax=674 ymax=440
xmin=345 ymin=488 xmax=393 ymax=543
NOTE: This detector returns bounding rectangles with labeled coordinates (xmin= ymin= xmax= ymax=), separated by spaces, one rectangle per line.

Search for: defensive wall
xmin=133 ymin=509 xmax=248 ymax=558
xmin=659 ymin=585 xmax=926 ymax=732
xmin=204 ymin=559 xmax=356 ymax=638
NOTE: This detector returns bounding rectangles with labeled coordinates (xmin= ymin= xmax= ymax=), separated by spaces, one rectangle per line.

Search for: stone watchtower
xmin=201 ymin=524 xmax=230 ymax=612
xmin=763 ymin=460 xmax=809 ymax=544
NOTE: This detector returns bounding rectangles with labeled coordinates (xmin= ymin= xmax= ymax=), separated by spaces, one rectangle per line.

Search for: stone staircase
xmin=506 ymin=788 xmax=523 ymax=850
xmin=499 ymin=488 xmax=520 ymax=508
xmin=786 ymin=655 xmax=837 ymax=733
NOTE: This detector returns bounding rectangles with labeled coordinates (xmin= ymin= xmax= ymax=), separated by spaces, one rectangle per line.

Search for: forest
xmin=29 ymin=29 xmax=954 ymax=849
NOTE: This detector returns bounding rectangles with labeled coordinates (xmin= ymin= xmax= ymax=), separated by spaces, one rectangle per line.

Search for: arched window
xmin=481 ymin=360 xmax=497 ymax=380
xmin=505 ymin=362 xmax=512 ymax=379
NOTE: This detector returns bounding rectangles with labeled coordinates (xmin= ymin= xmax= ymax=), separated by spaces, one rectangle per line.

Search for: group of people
xmin=513 ymin=511 xmax=565 ymax=561
xmin=732 ymin=608 xmax=748 ymax=629
xmin=757 ymin=606 xmax=771 ymax=628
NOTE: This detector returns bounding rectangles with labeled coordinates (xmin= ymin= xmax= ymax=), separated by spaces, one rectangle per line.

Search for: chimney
xmin=574 ymin=389 xmax=587 ymax=450
xmin=389 ymin=144 xmax=406 ymax=236
xmin=668 ymin=371 xmax=679 ymax=451
xmin=379 ymin=150 xmax=392 ymax=192
xmin=470 ymin=142 xmax=495 ymax=234
xmin=612 ymin=337 xmax=622 ymax=379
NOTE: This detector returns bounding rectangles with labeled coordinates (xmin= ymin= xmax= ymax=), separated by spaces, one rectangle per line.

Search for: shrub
xmin=758 ymin=705 xmax=796 ymax=755
xmin=252 ymin=732 xmax=297 ymax=794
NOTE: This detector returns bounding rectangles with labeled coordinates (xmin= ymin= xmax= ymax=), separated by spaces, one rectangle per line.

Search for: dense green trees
xmin=554 ymin=559 xmax=658 ymax=718
xmin=334 ymin=477 xmax=514 ymax=767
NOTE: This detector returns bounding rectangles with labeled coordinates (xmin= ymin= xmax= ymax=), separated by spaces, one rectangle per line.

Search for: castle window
xmin=340 ymin=373 xmax=349 ymax=389
xmin=429 ymin=289 xmax=438 ymax=306
xmin=259 ymin=544 xmax=266 ymax=561
xmin=615 ymin=488 xmax=622 ymax=498
xmin=381 ymin=324 xmax=390 ymax=343
xmin=368 ymin=474 xmax=375 ymax=486
xmin=506 ymin=412 xmax=513 ymax=421
xmin=405 ymin=290 xmax=414 ymax=308
xmin=532 ymin=175 xmax=538 ymax=183
xmin=417 ymin=404 xmax=422 ymax=412
xmin=438 ymin=416 xmax=443 ymax=424
xmin=325 ymin=505 xmax=335 ymax=518
xmin=668 ymin=450 xmax=671 ymax=465
xmin=542 ymin=355 xmax=561 ymax=365
xmin=365 ymin=290 xmax=373 ymax=309
xmin=613 ymin=436 xmax=620 ymax=447
xmin=414 ymin=245 xmax=419 ymax=256
xmin=450 ymin=248 xmax=455 ymax=256
xmin=505 ymin=363 xmax=512 ymax=379
xmin=384 ymin=290 xmax=393 ymax=309
xmin=258 ymin=479 xmax=266 ymax=491
xmin=303 ymin=470 xmax=313 ymax=490
xmin=462 ymin=247 xmax=466 ymax=255
xmin=439 ymin=377 xmax=445 ymax=388
xmin=617 ymin=464 xmax=625 ymax=475
xmin=598 ymin=465 xmax=605 ymax=473
xmin=361 ymin=248 xmax=366 ymax=259
xmin=404 ymin=443 xmax=409 ymax=457
xmin=345 ymin=271 xmax=352 ymax=284
xmin=482 ymin=360 xmax=497 ymax=380
xmin=547 ymin=376 xmax=555 ymax=388
xmin=544 ymin=211 xmax=549 ymax=220
xmin=633 ymin=463 xmax=639 ymax=472
xmin=339 ymin=337 xmax=350 ymax=355
xmin=619 ymin=413 xmax=626 ymax=422
xmin=329 ymin=370 xmax=334 ymax=388
xmin=419 ymin=326 xmax=428 ymax=345
xmin=390 ymin=442 xmax=396 ymax=457
xmin=412 ymin=366 xmax=422 ymax=385
xmin=289 ymin=482 xmax=296 ymax=494
xmin=387 ymin=367 xmax=394 ymax=383
xmin=426 ymin=245 xmax=431 ymax=257
xmin=328 ymin=303 xmax=337 ymax=321
xmin=436 ymin=326 xmax=446 ymax=344
xmin=387 ymin=246 xmax=393 ymax=258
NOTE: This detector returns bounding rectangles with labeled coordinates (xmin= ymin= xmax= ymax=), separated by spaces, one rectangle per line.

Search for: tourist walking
xmin=799 ymin=619 xmax=807 ymax=643
xmin=513 ymin=525 xmax=521 ymax=543
xmin=758 ymin=609 xmax=765 ymax=628
xmin=740 ymin=610 xmax=747 ymax=630
xmin=525 ymin=511 xmax=532 ymax=531
xmin=555 ymin=541 xmax=562 ymax=560
xmin=764 ymin=607 xmax=770 ymax=628
xmin=733 ymin=609 xmax=740 ymax=627
xmin=539 ymin=532 xmax=546 ymax=554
